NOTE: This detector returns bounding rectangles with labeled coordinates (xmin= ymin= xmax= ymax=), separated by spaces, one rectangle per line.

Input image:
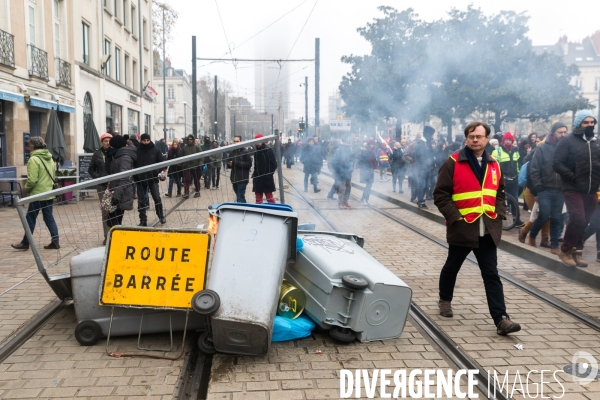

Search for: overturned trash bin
xmin=205 ymin=203 xmax=298 ymax=355
xmin=285 ymin=231 xmax=412 ymax=343
xmin=71 ymin=227 xmax=209 ymax=346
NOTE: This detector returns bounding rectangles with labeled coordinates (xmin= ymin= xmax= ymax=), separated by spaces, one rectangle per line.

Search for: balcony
xmin=0 ymin=29 xmax=15 ymax=67
xmin=28 ymin=44 xmax=49 ymax=80
xmin=55 ymin=58 xmax=72 ymax=89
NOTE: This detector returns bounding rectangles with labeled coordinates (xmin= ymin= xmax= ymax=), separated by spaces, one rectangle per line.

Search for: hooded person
xmin=181 ymin=134 xmax=203 ymax=198
xmin=494 ymin=131 xmax=523 ymax=226
xmin=252 ymin=134 xmax=278 ymax=204
xmin=553 ymin=111 xmax=600 ymax=267
xmin=103 ymin=135 xmax=138 ymax=227
xmin=89 ymin=132 xmax=113 ymax=244
xmin=134 ymin=133 xmax=166 ymax=226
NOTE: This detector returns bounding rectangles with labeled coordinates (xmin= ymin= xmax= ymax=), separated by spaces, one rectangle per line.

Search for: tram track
xmin=283 ymin=176 xmax=511 ymax=400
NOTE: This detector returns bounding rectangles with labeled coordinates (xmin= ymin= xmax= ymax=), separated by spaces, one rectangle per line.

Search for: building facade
xmin=0 ymin=0 xmax=77 ymax=174
xmin=153 ymin=62 xmax=205 ymax=143
xmin=72 ymin=0 xmax=154 ymax=154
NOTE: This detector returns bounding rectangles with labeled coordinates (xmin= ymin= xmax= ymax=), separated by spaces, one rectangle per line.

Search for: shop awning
xmin=29 ymin=96 xmax=75 ymax=113
xmin=0 ymin=89 xmax=24 ymax=103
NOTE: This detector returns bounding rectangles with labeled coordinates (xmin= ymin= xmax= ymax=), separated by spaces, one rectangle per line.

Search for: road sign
xmin=330 ymin=119 xmax=351 ymax=132
xmin=100 ymin=227 xmax=211 ymax=310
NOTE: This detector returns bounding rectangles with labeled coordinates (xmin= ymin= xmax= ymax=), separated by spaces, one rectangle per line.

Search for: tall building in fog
xmin=254 ymin=35 xmax=290 ymax=119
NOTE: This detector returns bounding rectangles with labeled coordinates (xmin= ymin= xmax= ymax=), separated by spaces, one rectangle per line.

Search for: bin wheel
xmin=342 ymin=275 xmax=368 ymax=290
xmin=75 ymin=320 xmax=102 ymax=346
xmin=329 ymin=327 xmax=356 ymax=343
xmin=198 ymin=331 xmax=217 ymax=354
xmin=192 ymin=290 xmax=220 ymax=315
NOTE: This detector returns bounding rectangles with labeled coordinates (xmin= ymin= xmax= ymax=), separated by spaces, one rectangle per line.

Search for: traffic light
xmin=299 ymin=122 xmax=305 ymax=130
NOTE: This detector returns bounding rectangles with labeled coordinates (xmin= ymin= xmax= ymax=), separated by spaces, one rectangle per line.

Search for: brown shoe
xmin=11 ymin=243 xmax=29 ymax=250
xmin=518 ymin=229 xmax=527 ymax=243
xmin=573 ymin=250 xmax=588 ymax=268
xmin=550 ymin=248 xmax=560 ymax=255
xmin=528 ymin=236 xmax=537 ymax=248
xmin=438 ymin=299 xmax=453 ymax=317
xmin=44 ymin=242 xmax=60 ymax=250
xmin=540 ymin=238 xmax=551 ymax=248
xmin=338 ymin=204 xmax=348 ymax=209
xmin=558 ymin=248 xmax=577 ymax=267
xmin=344 ymin=202 xmax=351 ymax=208
xmin=496 ymin=315 xmax=521 ymax=336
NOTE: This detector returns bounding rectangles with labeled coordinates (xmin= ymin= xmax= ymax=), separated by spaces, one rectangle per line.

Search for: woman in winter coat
xmin=252 ymin=134 xmax=278 ymax=204
xmin=105 ymin=135 xmax=137 ymax=227
xmin=358 ymin=139 xmax=378 ymax=204
xmin=209 ymin=140 xmax=223 ymax=189
xmin=165 ymin=140 xmax=182 ymax=197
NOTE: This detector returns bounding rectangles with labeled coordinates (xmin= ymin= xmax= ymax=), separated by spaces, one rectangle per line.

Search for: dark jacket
xmin=89 ymin=147 xmax=109 ymax=189
xmin=181 ymin=143 xmax=203 ymax=169
xmin=301 ymin=145 xmax=322 ymax=174
xmin=230 ymin=147 xmax=253 ymax=184
xmin=106 ymin=146 xmax=137 ymax=210
xmin=529 ymin=139 xmax=562 ymax=193
xmin=389 ymin=147 xmax=406 ymax=171
xmin=433 ymin=148 xmax=506 ymax=248
xmin=358 ymin=147 xmax=377 ymax=183
xmin=553 ymin=129 xmax=600 ymax=193
xmin=329 ymin=144 xmax=354 ymax=181
xmin=134 ymin=142 xmax=164 ymax=182
xmin=494 ymin=146 xmax=520 ymax=180
xmin=167 ymin=146 xmax=183 ymax=175
xmin=252 ymin=144 xmax=277 ymax=193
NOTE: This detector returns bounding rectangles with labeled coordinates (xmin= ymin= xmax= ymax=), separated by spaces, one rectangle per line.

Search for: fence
xmin=15 ymin=135 xmax=283 ymax=300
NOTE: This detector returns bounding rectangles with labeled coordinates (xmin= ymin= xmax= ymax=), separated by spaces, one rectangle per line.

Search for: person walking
xmin=526 ymin=122 xmax=567 ymax=253
xmin=378 ymin=142 xmax=391 ymax=182
xmin=228 ymin=135 xmax=252 ymax=203
xmin=202 ymin=136 xmax=212 ymax=189
xmin=358 ymin=139 xmax=378 ymax=204
xmin=410 ymin=133 xmax=429 ymax=208
xmin=11 ymin=137 xmax=60 ymax=250
xmin=434 ymin=121 xmax=521 ymax=336
xmin=209 ymin=140 xmax=222 ymax=190
xmin=165 ymin=139 xmax=183 ymax=197
xmin=301 ymin=138 xmax=322 ymax=193
xmin=104 ymin=135 xmax=137 ymax=228
xmin=252 ymin=134 xmax=277 ymax=204
xmin=494 ymin=132 xmax=524 ymax=227
xmin=329 ymin=137 xmax=354 ymax=209
xmin=181 ymin=134 xmax=202 ymax=199
xmin=134 ymin=134 xmax=166 ymax=226
xmin=88 ymin=132 xmax=112 ymax=244
xmin=284 ymin=139 xmax=295 ymax=168
xmin=553 ymin=110 xmax=600 ymax=267
xmin=389 ymin=141 xmax=406 ymax=193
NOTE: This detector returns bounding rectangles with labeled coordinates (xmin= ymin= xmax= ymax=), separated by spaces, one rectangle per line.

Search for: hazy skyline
xmin=164 ymin=0 xmax=600 ymax=123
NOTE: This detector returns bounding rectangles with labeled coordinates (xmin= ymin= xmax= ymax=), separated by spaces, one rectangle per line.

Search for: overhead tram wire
xmin=214 ymin=0 xmax=241 ymax=99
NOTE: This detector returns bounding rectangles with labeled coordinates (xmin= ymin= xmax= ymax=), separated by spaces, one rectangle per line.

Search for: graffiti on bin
xmin=100 ymin=227 xmax=211 ymax=310
xmin=302 ymin=235 xmax=355 ymax=254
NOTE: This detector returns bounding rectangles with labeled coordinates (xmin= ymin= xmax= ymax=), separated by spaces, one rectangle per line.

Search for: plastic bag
xmin=272 ymin=314 xmax=315 ymax=342
xmin=296 ymin=237 xmax=304 ymax=252
xmin=529 ymin=202 xmax=539 ymax=222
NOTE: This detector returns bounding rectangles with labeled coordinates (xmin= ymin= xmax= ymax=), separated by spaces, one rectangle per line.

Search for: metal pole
xmin=304 ymin=76 xmax=308 ymax=137
xmin=233 ymin=114 xmax=236 ymax=136
xmin=274 ymin=135 xmax=285 ymax=204
xmin=192 ymin=36 xmax=197 ymax=138
xmin=162 ymin=6 xmax=167 ymax=142
xmin=214 ymin=75 xmax=218 ymax=140
xmin=15 ymin=199 xmax=50 ymax=281
xmin=271 ymin=114 xmax=274 ymax=136
xmin=315 ymin=38 xmax=320 ymax=137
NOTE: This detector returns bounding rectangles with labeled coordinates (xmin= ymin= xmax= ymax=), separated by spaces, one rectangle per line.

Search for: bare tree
xmin=152 ymin=1 xmax=179 ymax=71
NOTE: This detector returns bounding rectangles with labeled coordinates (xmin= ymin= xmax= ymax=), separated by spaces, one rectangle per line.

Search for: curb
xmin=319 ymin=170 xmax=600 ymax=289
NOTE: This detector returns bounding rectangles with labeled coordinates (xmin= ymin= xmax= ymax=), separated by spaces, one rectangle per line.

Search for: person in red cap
xmin=494 ymin=132 xmax=523 ymax=226
xmin=252 ymin=134 xmax=278 ymax=204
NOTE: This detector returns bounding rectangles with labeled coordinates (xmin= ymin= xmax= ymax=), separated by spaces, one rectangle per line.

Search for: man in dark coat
xmin=228 ymin=135 xmax=253 ymax=203
xmin=252 ymin=134 xmax=277 ymax=204
xmin=389 ymin=141 xmax=406 ymax=193
xmin=284 ymin=139 xmax=295 ymax=168
xmin=202 ymin=136 xmax=212 ymax=189
xmin=181 ymin=134 xmax=203 ymax=199
xmin=301 ymin=138 xmax=322 ymax=193
xmin=329 ymin=137 xmax=354 ymax=209
xmin=434 ymin=121 xmax=521 ymax=336
xmin=105 ymin=135 xmax=137 ymax=228
xmin=553 ymin=110 xmax=600 ymax=267
xmin=135 ymin=134 xmax=166 ymax=226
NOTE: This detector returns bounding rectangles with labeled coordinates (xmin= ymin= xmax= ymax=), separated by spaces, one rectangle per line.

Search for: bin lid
xmin=209 ymin=202 xmax=294 ymax=213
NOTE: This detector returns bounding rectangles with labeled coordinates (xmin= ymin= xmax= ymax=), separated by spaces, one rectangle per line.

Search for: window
xmin=0 ymin=0 xmax=9 ymax=32
xmin=596 ymin=77 xmax=600 ymax=92
xmin=576 ymin=77 xmax=583 ymax=89
xmin=144 ymin=114 xmax=151 ymax=135
xmin=123 ymin=0 xmax=128 ymax=29
xmin=144 ymin=67 xmax=148 ymax=86
xmin=124 ymin=53 xmax=129 ymax=86
xmin=104 ymin=39 xmax=111 ymax=76
xmin=28 ymin=4 xmax=35 ymax=45
xmin=53 ymin=0 xmax=61 ymax=58
xmin=131 ymin=5 xmax=137 ymax=37
xmin=575 ymin=57 xmax=583 ymax=62
xmin=128 ymin=109 xmax=139 ymax=136
xmin=143 ymin=19 xmax=148 ymax=48
xmin=132 ymin=59 xmax=137 ymax=90
xmin=114 ymin=0 xmax=118 ymax=19
xmin=82 ymin=23 xmax=90 ymax=65
xmin=167 ymin=85 xmax=175 ymax=101
xmin=106 ymin=102 xmax=122 ymax=135
xmin=115 ymin=47 xmax=121 ymax=82
xmin=167 ymin=108 xmax=175 ymax=123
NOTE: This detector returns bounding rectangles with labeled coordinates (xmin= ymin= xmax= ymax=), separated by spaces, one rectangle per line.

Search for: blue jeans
xmin=21 ymin=200 xmax=59 ymax=246
xmin=168 ymin=175 xmax=182 ymax=195
xmin=505 ymin=179 xmax=520 ymax=219
xmin=529 ymin=190 xmax=564 ymax=249
xmin=232 ymin=182 xmax=248 ymax=203
xmin=584 ymin=205 xmax=600 ymax=251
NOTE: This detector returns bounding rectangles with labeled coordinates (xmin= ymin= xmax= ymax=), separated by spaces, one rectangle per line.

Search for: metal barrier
xmin=15 ymin=135 xmax=283 ymax=300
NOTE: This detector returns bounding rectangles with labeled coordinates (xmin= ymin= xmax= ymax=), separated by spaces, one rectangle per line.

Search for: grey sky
xmin=164 ymin=0 xmax=600 ymax=121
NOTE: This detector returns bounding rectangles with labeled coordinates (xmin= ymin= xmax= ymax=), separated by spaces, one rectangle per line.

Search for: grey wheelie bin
xmin=285 ymin=231 xmax=412 ymax=343
xmin=205 ymin=203 xmax=298 ymax=355
xmin=71 ymin=241 xmax=206 ymax=346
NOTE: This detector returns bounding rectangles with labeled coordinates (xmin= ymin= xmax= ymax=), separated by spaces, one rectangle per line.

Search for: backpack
xmin=518 ymin=161 xmax=528 ymax=187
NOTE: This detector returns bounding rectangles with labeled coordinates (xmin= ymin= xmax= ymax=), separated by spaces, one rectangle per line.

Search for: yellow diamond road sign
xmin=100 ymin=227 xmax=210 ymax=310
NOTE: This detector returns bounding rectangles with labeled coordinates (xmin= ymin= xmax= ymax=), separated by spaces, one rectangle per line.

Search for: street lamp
xmin=183 ymin=101 xmax=187 ymax=137
xmin=214 ymin=121 xmax=218 ymax=140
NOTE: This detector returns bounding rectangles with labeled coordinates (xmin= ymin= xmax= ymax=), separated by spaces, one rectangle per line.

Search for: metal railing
xmin=0 ymin=29 xmax=14 ymax=68
xmin=28 ymin=44 xmax=49 ymax=80
xmin=16 ymin=135 xmax=284 ymax=300
xmin=55 ymin=58 xmax=72 ymax=88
